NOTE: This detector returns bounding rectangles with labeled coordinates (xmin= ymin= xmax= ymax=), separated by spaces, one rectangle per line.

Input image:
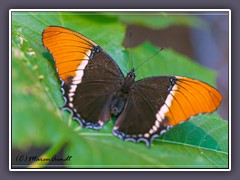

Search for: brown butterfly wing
xmin=42 ymin=26 xmax=124 ymax=129
xmin=113 ymin=76 xmax=222 ymax=146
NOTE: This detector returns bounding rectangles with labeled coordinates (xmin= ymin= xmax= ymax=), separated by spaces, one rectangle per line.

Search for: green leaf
xmin=11 ymin=11 xmax=228 ymax=168
xmin=65 ymin=116 xmax=228 ymax=168
xmin=12 ymin=47 xmax=69 ymax=149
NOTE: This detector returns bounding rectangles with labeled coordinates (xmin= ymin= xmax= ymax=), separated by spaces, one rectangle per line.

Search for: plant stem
xmin=28 ymin=137 xmax=67 ymax=168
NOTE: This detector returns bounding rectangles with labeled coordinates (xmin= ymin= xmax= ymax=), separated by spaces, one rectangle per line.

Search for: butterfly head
xmin=120 ymin=69 xmax=136 ymax=93
xmin=127 ymin=68 xmax=136 ymax=79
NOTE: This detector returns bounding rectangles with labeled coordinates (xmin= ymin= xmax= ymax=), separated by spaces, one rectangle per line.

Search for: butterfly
xmin=42 ymin=26 xmax=223 ymax=146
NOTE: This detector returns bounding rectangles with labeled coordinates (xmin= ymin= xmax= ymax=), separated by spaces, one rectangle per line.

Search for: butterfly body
xmin=111 ymin=70 xmax=136 ymax=116
xmin=42 ymin=26 xmax=223 ymax=146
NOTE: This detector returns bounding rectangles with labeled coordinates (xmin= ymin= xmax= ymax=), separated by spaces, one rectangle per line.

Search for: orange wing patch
xmin=164 ymin=76 xmax=223 ymax=126
xmin=42 ymin=26 xmax=97 ymax=82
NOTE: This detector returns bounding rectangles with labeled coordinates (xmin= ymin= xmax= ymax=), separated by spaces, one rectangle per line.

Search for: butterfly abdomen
xmin=111 ymin=95 xmax=126 ymax=116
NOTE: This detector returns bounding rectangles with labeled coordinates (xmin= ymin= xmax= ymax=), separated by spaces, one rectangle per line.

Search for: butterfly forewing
xmin=42 ymin=26 xmax=97 ymax=82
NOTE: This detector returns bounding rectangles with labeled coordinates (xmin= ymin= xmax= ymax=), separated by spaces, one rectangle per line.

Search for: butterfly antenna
xmin=134 ymin=47 xmax=164 ymax=72
xmin=129 ymin=31 xmax=134 ymax=70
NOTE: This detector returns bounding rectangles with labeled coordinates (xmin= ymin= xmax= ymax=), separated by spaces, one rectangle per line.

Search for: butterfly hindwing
xmin=42 ymin=26 xmax=124 ymax=129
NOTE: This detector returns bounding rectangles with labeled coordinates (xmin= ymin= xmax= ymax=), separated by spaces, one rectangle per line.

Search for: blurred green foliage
xmin=11 ymin=11 xmax=228 ymax=168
